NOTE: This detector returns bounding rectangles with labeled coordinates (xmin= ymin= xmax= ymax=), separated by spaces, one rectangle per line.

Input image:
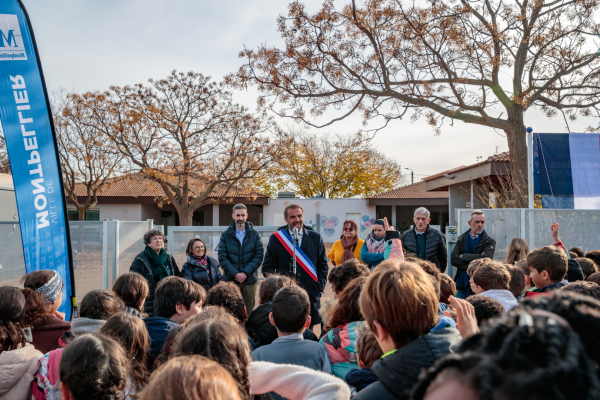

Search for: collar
xmin=273 ymin=332 xmax=304 ymax=343
xmin=414 ymin=227 xmax=427 ymax=235
xmin=289 ymin=227 xmax=304 ymax=236
xmin=236 ymin=226 xmax=246 ymax=234
xmin=381 ymin=349 xmax=397 ymax=358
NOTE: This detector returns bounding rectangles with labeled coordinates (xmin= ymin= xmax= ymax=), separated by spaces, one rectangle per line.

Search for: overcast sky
xmin=23 ymin=0 xmax=594 ymax=182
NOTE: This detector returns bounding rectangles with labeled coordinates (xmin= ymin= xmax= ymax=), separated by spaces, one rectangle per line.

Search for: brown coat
xmin=0 ymin=344 xmax=43 ymax=400
xmin=31 ymin=315 xmax=71 ymax=354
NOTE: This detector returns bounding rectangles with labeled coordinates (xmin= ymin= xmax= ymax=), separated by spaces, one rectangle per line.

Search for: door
xmin=345 ymin=213 xmax=361 ymax=230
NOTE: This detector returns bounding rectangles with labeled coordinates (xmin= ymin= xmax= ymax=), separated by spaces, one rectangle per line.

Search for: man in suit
xmin=262 ymin=204 xmax=329 ymax=328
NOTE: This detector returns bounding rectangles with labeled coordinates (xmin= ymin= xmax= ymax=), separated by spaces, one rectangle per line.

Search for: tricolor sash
xmin=274 ymin=229 xmax=318 ymax=282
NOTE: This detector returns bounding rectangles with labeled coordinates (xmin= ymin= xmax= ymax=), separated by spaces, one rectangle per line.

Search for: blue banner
xmin=0 ymin=2 xmax=74 ymax=319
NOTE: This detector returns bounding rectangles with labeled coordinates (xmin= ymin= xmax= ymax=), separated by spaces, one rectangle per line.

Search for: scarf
xmin=365 ymin=232 xmax=386 ymax=254
xmin=191 ymin=254 xmax=209 ymax=269
xmin=341 ymin=234 xmax=359 ymax=262
xmin=144 ymin=245 xmax=170 ymax=282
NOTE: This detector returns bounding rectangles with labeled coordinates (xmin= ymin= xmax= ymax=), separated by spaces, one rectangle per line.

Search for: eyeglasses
xmin=343 ymin=227 xmax=355 ymax=231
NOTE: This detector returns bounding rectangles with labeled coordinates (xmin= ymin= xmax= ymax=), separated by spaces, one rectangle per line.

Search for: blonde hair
xmin=504 ymin=238 xmax=529 ymax=265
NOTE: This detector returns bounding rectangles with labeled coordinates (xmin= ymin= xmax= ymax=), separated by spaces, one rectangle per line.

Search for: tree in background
xmin=228 ymin=0 xmax=600 ymax=207
xmin=54 ymin=91 xmax=128 ymax=221
xmin=68 ymin=71 xmax=279 ymax=226
xmin=256 ymin=128 xmax=404 ymax=198
xmin=0 ymin=134 xmax=10 ymax=174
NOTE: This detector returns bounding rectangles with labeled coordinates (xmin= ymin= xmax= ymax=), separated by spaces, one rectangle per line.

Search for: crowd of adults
xmin=2 ymin=203 xmax=600 ymax=399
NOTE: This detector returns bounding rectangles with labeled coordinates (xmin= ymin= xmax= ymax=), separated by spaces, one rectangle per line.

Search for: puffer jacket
xmin=320 ymin=321 xmax=364 ymax=379
xmin=181 ymin=255 xmax=223 ymax=291
xmin=0 ymin=344 xmax=42 ymax=400
xmin=218 ymin=222 xmax=264 ymax=285
xmin=401 ymin=226 xmax=448 ymax=272
xmin=129 ymin=250 xmax=180 ymax=317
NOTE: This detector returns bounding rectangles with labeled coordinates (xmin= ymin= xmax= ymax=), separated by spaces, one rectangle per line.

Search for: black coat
xmin=218 ymin=222 xmax=264 ymax=285
xmin=246 ymin=301 xmax=318 ymax=347
xmin=129 ymin=250 xmax=180 ymax=317
xmin=181 ymin=255 xmax=223 ymax=291
xmin=353 ymin=328 xmax=462 ymax=400
xmin=262 ymin=225 xmax=329 ymax=325
xmin=450 ymin=230 xmax=496 ymax=273
xmin=401 ymin=226 xmax=448 ymax=272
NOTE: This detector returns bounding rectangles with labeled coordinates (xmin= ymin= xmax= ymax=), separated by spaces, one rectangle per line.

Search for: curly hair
xmin=173 ymin=319 xmax=252 ymax=400
xmin=258 ymin=275 xmax=295 ymax=304
xmin=560 ymin=281 xmax=600 ymax=301
xmin=143 ymin=229 xmax=164 ymax=245
xmin=100 ymin=312 xmax=149 ymax=392
xmin=412 ymin=298 xmax=600 ymax=400
xmin=79 ymin=290 xmax=125 ymax=320
xmin=60 ymin=334 xmax=129 ymax=400
xmin=112 ymin=272 xmax=149 ymax=312
xmin=326 ymin=276 xmax=366 ymax=331
xmin=465 ymin=295 xmax=505 ymax=326
xmin=327 ymin=258 xmax=370 ymax=295
xmin=20 ymin=270 xmax=58 ymax=327
xmin=0 ymin=287 xmax=27 ymax=353
xmin=205 ymin=282 xmax=246 ymax=324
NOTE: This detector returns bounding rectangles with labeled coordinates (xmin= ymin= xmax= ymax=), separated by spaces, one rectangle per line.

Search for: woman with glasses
xmin=181 ymin=238 xmax=223 ymax=291
xmin=327 ymin=220 xmax=365 ymax=266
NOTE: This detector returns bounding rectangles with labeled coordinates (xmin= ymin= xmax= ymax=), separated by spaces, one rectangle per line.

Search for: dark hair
xmin=560 ymin=281 xmax=600 ymax=301
xmin=0 ymin=286 xmax=27 ymax=353
xmin=588 ymin=272 xmax=600 ymax=286
xmin=439 ymin=274 xmax=456 ymax=304
xmin=355 ymin=327 xmax=383 ymax=369
xmin=79 ymin=290 xmax=125 ymax=320
xmin=258 ymin=275 xmax=294 ymax=304
xmin=411 ymin=308 xmax=600 ymax=400
xmin=205 ymin=282 xmax=246 ymax=324
xmin=569 ymin=251 xmax=579 ymax=259
xmin=570 ymin=247 xmax=585 ymax=258
xmin=328 ymin=258 xmax=370 ymax=295
xmin=21 ymin=270 xmax=59 ymax=326
xmin=112 ymin=272 xmax=149 ymax=311
xmin=506 ymin=264 xmax=526 ymax=298
xmin=143 ymin=229 xmax=164 ymax=245
xmin=472 ymin=260 xmax=510 ymax=291
xmin=373 ymin=219 xmax=385 ymax=227
xmin=138 ymin=355 xmax=242 ymax=400
xmin=100 ymin=312 xmax=148 ymax=391
xmin=173 ymin=319 xmax=251 ymax=399
xmin=586 ymin=250 xmax=600 ymax=267
xmin=153 ymin=324 xmax=185 ymax=370
xmin=185 ymin=238 xmax=207 ymax=257
xmin=283 ymin=203 xmax=303 ymax=219
xmin=527 ymin=246 xmax=568 ymax=282
xmin=272 ymin=285 xmax=310 ymax=333
xmin=60 ymin=334 xmax=129 ymax=400
xmin=578 ymin=258 xmax=599 ymax=279
xmin=154 ymin=276 xmax=205 ymax=318
xmin=465 ymin=295 xmax=505 ymax=326
xmin=327 ymin=276 xmax=366 ymax=330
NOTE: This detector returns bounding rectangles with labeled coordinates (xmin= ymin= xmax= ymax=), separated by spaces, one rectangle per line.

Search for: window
xmin=67 ymin=209 xmax=100 ymax=221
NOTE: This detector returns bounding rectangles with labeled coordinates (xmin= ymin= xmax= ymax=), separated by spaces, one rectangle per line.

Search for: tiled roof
xmin=423 ymin=152 xmax=509 ymax=181
xmin=368 ymin=181 xmax=448 ymax=199
xmin=73 ymin=174 xmax=269 ymax=199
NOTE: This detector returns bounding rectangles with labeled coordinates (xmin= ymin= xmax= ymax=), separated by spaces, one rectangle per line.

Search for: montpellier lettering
xmin=9 ymin=74 xmax=49 ymax=229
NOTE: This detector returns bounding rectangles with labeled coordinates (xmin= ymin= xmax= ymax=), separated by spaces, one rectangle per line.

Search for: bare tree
xmin=228 ymin=0 xmax=600 ymax=207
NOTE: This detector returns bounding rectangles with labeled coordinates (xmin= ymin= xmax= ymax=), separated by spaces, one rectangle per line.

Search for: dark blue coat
xmin=144 ymin=316 xmax=178 ymax=366
xmin=262 ymin=225 xmax=329 ymax=325
xmin=218 ymin=222 xmax=264 ymax=285
xmin=181 ymin=255 xmax=223 ymax=291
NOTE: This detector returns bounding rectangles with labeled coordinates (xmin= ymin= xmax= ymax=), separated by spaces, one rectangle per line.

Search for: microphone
xmin=292 ymin=227 xmax=299 ymax=242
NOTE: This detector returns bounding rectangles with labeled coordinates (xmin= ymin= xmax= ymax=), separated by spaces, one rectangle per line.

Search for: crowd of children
xmin=2 ymin=222 xmax=600 ymax=400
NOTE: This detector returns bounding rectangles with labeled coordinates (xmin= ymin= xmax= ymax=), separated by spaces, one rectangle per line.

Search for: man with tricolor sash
xmin=262 ymin=204 xmax=329 ymax=328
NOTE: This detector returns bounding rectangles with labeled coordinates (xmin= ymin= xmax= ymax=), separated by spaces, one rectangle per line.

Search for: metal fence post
xmin=112 ymin=220 xmax=119 ymax=284
xmin=147 ymin=219 xmax=153 ymax=231
xmin=102 ymin=221 xmax=108 ymax=289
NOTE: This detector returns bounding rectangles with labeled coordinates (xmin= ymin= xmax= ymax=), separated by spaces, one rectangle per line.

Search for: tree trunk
xmin=78 ymin=208 xmax=86 ymax=221
xmin=505 ymin=108 xmax=529 ymax=208
xmin=177 ymin=206 xmax=194 ymax=227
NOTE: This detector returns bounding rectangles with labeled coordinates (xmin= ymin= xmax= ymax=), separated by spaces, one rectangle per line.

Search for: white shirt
xmin=289 ymin=227 xmax=303 ymax=246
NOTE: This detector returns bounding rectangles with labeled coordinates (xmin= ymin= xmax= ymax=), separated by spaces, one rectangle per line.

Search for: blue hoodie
xmin=144 ymin=317 xmax=178 ymax=363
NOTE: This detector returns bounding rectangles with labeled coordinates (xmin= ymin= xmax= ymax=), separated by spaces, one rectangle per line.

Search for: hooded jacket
xmin=480 ymin=289 xmax=519 ymax=313
xmin=130 ymin=250 xmax=180 ymax=317
xmin=262 ymin=225 xmax=329 ymax=325
xmin=144 ymin=316 xmax=178 ymax=365
xmin=181 ymin=254 xmax=223 ymax=290
xmin=352 ymin=327 xmax=462 ymax=400
xmin=401 ymin=226 xmax=448 ymax=272
xmin=71 ymin=317 xmax=106 ymax=337
xmin=0 ymin=344 xmax=43 ymax=400
xmin=218 ymin=222 xmax=264 ymax=285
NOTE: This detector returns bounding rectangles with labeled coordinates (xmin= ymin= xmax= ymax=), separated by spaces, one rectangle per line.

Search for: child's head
xmin=79 ymin=290 xmax=125 ymax=320
xmin=505 ymin=265 xmax=525 ymax=298
xmin=359 ymin=260 xmax=437 ymax=350
xmin=100 ymin=312 xmax=149 ymax=390
xmin=139 ymin=355 xmax=242 ymax=400
xmin=467 ymin=258 xmax=490 ymax=277
xmin=112 ymin=272 xmax=149 ymax=312
xmin=183 ymin=305 xmax=238 ymax=329
xmin=560 ymin=281 xmax=600 ymax=301
xmin=585 ymin=250 xmax=600 ymax=267
xmin=326 ymin=276 xmax=367 ymax=331
xmin=527 ymin=246 xmax=568 ymax=288
xmin=355 ymin=327 xmax=383 ymax=369
xmin=471 ymin=260 xmax=510 ymax=293
xmin=173 ymin=319 xmax=251 ymax=399
xmin=0 ymin=286 xmax=27 ymax=353
xmin=570 ymin=247 xmax=585 ymax=258
xmin=258 ymin=275 xmax=294 ymax=305
xmin=504 ymin=237 xmax=529 ymax=265
xmin=406 ymin=257 xmax=442 ymax=300
xmin=439 ymin=274 xmax=456 ymax=304
xmin=465 ymin=295 xmax=505 ymax=326
xmin=588 ymin=272 xmax=600 ymax=286
xmin=59 ymin=334 xmax=129 ymax=400
xmin=328 ymin=258 xmax=370 ymax=297
xmin=21 ymin=270 xmax=63 ymax=326
xmin=577 ymin=258 xmax=599 ymax=279
xmin=270 ymin=285 xmax=311 ymax=334
xmin=515 ymin=259 xmax=534 ymax=291
xmin=154 ymin=276 xmax=205 ymax=323
xmin=205 ymin=282 xmax=246 ymax=325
